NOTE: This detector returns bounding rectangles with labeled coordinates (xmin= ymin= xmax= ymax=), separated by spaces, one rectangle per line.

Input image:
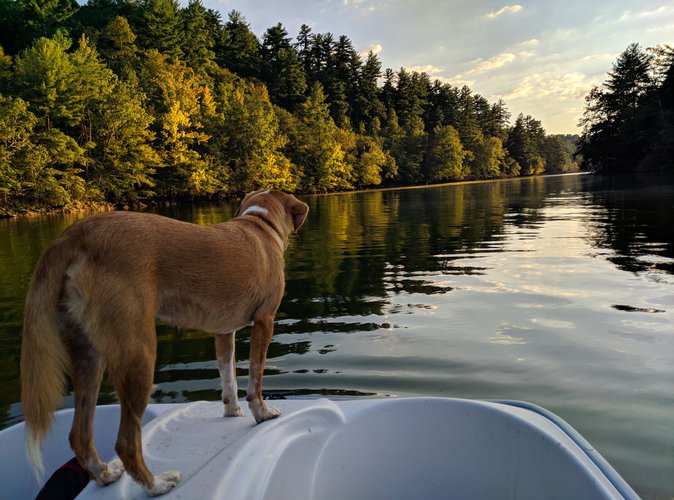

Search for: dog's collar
xmin=240 ymin=212 xmax=285 ymax=249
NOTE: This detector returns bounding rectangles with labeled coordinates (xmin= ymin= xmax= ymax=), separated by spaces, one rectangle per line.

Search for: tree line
xmin=578 ymin=43 xmax=674 ymax=173
xmin=0 ymin=0 xmax=578 ymax=215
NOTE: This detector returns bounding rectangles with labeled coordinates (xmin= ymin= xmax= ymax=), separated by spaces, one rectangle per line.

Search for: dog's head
xmin=235 ymin=189 xmax=309 ymax=239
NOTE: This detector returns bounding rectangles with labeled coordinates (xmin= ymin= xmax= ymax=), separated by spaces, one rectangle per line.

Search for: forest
xmin=579 ymin=43 xmax=674 ymax=174
xmin=0 ymin=0 xmax=579 ymax=215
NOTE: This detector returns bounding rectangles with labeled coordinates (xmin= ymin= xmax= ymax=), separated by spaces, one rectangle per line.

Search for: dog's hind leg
xmin=62 ymin=316 xmax=123 ymax=486
xmin=246 ymin=316 xmax=282 ymax=423
xmin=215 ymin=332 xmax=244 ymax=417
xmin=108 ymin=328 xmax=181 ymax=496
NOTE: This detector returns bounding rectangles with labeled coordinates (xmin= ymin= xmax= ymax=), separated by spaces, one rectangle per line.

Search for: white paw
xmin=223 ymin=404 xmax=245 ymax=417
xmin=250 ymin=402 xmax=281 ymax=424
xmin=92 ymin=458 xmax=124 ymax=485
xmin=146 ymin=470 xmax=181 ymax=496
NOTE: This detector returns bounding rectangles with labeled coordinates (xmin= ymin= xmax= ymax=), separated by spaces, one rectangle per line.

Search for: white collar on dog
xmin=241 ymin=205 xmax=269 ymax=216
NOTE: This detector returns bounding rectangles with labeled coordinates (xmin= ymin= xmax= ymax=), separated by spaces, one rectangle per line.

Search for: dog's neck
xmin=238 ymin=206 xmax=285 ymax=250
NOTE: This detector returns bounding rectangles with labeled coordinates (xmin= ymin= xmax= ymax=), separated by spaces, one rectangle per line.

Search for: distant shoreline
xmin=1 ymin=172 xmax=589 ymax=219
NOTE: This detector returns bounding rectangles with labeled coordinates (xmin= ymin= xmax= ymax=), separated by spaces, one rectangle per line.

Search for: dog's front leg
xmin=215 ymin=332 xmax=244 ymax=417
xmin=246 ymin=316 xmax=281 ymax=423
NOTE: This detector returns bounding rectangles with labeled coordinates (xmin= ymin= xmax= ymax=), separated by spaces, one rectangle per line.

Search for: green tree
xmin=88 ymin=79 xmax=160 ymax=203
xmin=69 ymin=35 xmax=117 ymax=145
xmin=294 ymin=24 xmax=313 ymax=74
xmin=337 ymin=129 xmax=392 ymax=187
xmin=423 ymin=125 xmax=467 ymax=182
xmin=506 ymin=114 xmax=545 ymax=176
xmin=140 ymin=49 xmax=214 ymax=196
xmin=354 ymin=50 xmax=385 ymax=133
xmin=209 ymin=76 xmax=295 ymax=192
xmin=394 ymin=68 xmax=429 ymax=131
xmin=425 ymin=81 xmax=460 ymax=131
xmin=219 ymin=10 xmax=259 ymax=78
xmin=138 ymin=0 xmax=184 ymax=58
xmin=578 ymin=43 xmax=653 ymax=172
xmin=13 ymin=34 xmax=82 ymax=129
xmin=260 ymin=23 xmax=307 ymax=109
xmin=0 ymin=45 xmax=11 ymax=92
xmin=97 ymin=15 xmax=139 ymax=79
xmin=541 ymin=135 xmax=571 ymax=173
xmin=33 ymin=127 xmax=87 ymax=207
xmin=0 ymin=95 xmax=42 ymax=211
xmin=284 ymin=83 xmax=352 ymax=192
xmin=456 ymin=86 xmax=483 ymax=174
xmin=392 ymin=115 xmax=426 ymax=183
xmin=1 ymin=0 xmax=78 ymax=54
xmin=472 ymin=136 xmax=507 ymax=179
xmin=180 ymin=0 xmax=216 ymax=77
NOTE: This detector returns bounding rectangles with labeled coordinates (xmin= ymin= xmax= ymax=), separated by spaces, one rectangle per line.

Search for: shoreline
xmin=1 ymin=172 xmax=586 ymax=219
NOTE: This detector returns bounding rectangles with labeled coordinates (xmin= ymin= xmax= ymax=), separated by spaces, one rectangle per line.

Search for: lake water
xmin=1 ymin=173 xmax=673 ymax=498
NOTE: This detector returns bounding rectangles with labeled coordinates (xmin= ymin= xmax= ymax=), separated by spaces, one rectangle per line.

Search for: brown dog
xmin=20 ymin=189 xmax=308 ymax=496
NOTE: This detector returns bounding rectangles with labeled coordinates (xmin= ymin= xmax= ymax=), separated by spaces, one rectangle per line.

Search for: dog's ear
xmin=289 ymin=199 xmax=309 ymax=231
xmin=234 ymin=191 xmax=256 ymax=217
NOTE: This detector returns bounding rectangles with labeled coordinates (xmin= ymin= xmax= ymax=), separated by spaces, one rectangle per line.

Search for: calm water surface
xmin=1 ymin=173 xmax=673 ymax=498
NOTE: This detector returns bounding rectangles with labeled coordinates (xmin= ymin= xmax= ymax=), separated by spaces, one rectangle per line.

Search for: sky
xmin=197 ymin=0 xmax=674 ymax=134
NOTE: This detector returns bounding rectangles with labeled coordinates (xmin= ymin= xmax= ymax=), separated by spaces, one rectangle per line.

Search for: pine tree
xmin=69 ymin=35 xmax=117 ymax=145
xmin=506 ymin=114 xmax=546 ymax=176
xmin=180 ymin=0 xmax=216 ymax=77
xmin=4 ymin=0 xmax=79 ymax=54
xmin=294 ymin=24 xmax=313 ymax=74
xmin=139 ymin=0 xmax=184 ymax=59
xmin=260 ymin=23 xmax=307 ymax=109
xmin=13 ymin=34 xmax=83 ymax=129
xmin=578 ymin=43 xmax=653 ymax=172
xmin=98 ymin=15 xmax=139 ymax=79
xmin=355 ymin=51 xmax=385 ymax=133
xmin=425 ymin=81 xmax=459 ymax=130
xmin=219 ymin=10 xmax=260 ymax=78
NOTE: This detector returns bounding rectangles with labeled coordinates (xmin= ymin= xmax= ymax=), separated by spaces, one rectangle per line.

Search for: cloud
xmin=499 ymin=72 xmax=599 ymax=101
xmin=466 ymin=53 xmax=517 ymax=75
xmin=520 ymin=38 xmax=539 ymax=46
xmin=446 ymin=77 xmax=475 ymax=88
xmin=360 ymin=43 xmax=383 ymax=57
xmin=619 ymin=5 xmax=672 ymax=21
xmin=444 ymin=53 xmax=517 ymax=90
xmin=408 ymin=64 xmax=445 ymax=76
xmin=487 ymin=4 xmax=523 ymax=19
xmin=648 ymin=23 xmax=674 ymax=33
xmin=342 ymin=0 xmax=376 ymax=11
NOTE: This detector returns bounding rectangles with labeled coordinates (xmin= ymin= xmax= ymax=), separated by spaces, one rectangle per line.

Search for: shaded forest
xmin=579 ymin=43 xmax=674 ymax=173
xmin=0 ymin=0 xmax=579 ymax=215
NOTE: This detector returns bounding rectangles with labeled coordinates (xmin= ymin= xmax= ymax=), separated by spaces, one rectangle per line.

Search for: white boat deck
xmin=0 ymin=397 xmax=638 ymax=499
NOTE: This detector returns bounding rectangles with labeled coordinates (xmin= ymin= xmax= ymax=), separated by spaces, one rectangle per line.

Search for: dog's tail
xmin=20 ymin=234 xmax=75 ymax=483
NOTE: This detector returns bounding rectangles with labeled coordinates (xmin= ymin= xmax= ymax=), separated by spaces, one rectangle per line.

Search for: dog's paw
xmin=251 ymin=403 xmax=281 ymax=424
xmin=92 ymin=458 xmax=125 ymax=486
xmin=223 ymin=404 xmax=245 ymax=417
xmin=145 ymin=470 xmax=181 ymax=496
